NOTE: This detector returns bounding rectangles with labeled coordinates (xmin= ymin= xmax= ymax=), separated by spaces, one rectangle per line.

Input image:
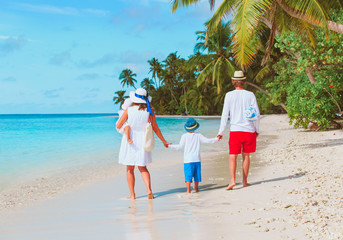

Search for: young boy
xmin=169 ymin=118 xmax=219 ymax=193
xmin=116 ymin=98 xmax=133 ymax=144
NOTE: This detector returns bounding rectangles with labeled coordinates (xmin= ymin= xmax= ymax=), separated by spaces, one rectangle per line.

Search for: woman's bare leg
xmin=126 ymin=165 xmax=135 ymax=200
xmin=138 ymin=166 xmax=154 ymax=199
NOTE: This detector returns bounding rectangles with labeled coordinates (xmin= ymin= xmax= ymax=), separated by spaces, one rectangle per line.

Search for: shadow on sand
xmin=137 ymin=172 xmax=306 ymax=198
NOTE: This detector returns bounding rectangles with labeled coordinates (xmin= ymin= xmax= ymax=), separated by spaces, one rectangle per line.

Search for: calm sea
xmin=0 ymin=114 xmax=222 ymax=190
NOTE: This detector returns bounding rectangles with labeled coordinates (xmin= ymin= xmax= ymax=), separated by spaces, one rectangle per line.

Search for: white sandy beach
xmin=1 ymin=114 xmax=342 ymax=240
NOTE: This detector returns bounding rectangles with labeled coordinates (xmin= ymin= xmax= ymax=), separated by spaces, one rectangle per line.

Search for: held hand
xmin=217 ymin=135 xmax=223 ymax=140
xmin=256 ymin=133 xmax=259 ymax=138
xmin=164 ymin=142 xmax=171 ymax=148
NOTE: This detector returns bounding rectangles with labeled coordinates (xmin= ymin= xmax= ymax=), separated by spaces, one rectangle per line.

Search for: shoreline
xmin=1 ymin=114 xmax=342 ymax=239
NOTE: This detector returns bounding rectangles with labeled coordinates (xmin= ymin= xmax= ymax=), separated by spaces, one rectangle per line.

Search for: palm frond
xmin=232 ymin=0 xmax=272 ymax=68
xmin=277 ymin=0 xmax=329 ymax=34
xmin=206 ymin=0 xmax=235 ymax=32
xmin=171 ymin=0 xmax=203 ymax=12
xmin=253 ymin=64 xmax=272 ymax=84
xmin=212 ymin=57 xmax=223 ymax=93
xmin=223 ymin=58 xmax=235 ymax=77
xmin=196 ymin=62 xmax=215 ymax=86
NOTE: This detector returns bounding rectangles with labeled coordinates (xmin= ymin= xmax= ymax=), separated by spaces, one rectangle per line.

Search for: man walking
xmin=217 ymin=71 xmax=260 ymax=190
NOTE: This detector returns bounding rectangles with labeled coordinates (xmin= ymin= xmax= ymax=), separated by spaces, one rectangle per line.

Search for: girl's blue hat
xmin=184 ymin=118 xmax=200 ymax=132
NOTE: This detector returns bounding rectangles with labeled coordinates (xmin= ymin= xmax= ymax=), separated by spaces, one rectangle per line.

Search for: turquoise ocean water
xmin=0 ymin=114 xmax=222 ymax=190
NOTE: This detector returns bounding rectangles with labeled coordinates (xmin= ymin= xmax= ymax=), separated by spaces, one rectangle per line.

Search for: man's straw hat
xmin=232 ymin=70 xmax=246 ymax=80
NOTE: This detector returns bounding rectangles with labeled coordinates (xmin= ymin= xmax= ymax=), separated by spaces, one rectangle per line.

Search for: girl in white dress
xmin=116 ymin=88 xmax=170 ymax=200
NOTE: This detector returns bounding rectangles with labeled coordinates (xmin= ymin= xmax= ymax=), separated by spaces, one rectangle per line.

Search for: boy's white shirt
xmin=169 ymin=132 xmax=218 ymax=163
xmin=218 ymin=89 xmax=260 ymax=135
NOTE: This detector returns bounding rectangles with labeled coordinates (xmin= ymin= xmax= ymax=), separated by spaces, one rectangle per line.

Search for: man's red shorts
xmin=229 ymin=131 xmax=257 ymax=154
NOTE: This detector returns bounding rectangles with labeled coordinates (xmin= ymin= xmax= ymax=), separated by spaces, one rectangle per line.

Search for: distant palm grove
xmin=114 ymin=1 xmax=343 ymax=130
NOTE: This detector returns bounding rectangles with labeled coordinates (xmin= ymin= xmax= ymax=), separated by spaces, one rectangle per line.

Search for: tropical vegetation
xmin=113 ymin=4 xmax=343 ymax=130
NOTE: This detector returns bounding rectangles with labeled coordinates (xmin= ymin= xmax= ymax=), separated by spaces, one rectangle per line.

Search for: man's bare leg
xmin=124 ymin=126 xmax=133 ymax=144
xmin=126 ymin=165 xmax=135 ymax=200
xmin=194 ymin=181 xmax=199 ymax=192
xmin=186 ymin=182 xmax=191 ymax=193
xmin=138 ymin=166 xmax=154 ymax=199
xmin=242 ymin=153 xmax=250 ymax=187
xmin=226 ymin=154 xmax=238 ymax=190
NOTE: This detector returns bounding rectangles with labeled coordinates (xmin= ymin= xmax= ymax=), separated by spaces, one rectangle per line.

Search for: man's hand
xmin=164 ymin=142 xmax=171 ymax=148
xmin=256 ymin=133 xmax=259 ymax=138
xmin=217 ymin=135 xmax=223 ymax=140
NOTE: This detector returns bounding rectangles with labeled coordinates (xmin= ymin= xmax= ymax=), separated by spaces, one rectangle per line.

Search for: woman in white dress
xmin=116 ymin=88 xmax=170 ymax=200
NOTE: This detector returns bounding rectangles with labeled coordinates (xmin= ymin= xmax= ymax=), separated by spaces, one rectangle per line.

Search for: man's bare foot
xmin=226 ymin=184 xmax=236 ymax=190
xmin=148 ymin=193 xmax=154 ymax=199
xmin=194 ymin=188 xmax=199 ymax=193
xmin=127 ymin=139 xmax=133 ymax=144
xmin=243 ymin=183 xmax=250 ymax=187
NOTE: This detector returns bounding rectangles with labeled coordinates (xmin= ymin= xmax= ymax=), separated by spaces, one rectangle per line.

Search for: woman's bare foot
xmin=148 ymin=193 xmax=154 ymax=199
xmin=127 ymin=195 xmax=135 ymax=200
xmin=226 ymin=183 xmax=236 ymax=190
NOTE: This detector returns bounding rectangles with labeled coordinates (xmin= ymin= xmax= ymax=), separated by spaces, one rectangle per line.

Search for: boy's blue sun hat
xmin=184 ymin=118 xmax=200 ymax=132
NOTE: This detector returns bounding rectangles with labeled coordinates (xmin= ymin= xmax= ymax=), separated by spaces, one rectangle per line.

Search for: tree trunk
xmin=305 ymin=67 xmax=316 ymax=84
xmin=246 ymin=82 xmax=288 ymax=112
xmin=276 ymin=0 xmax=343 ymax=34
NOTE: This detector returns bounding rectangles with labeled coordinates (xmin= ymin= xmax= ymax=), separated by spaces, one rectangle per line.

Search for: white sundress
xmin=118 ymin=106 xmax=152 ymax=166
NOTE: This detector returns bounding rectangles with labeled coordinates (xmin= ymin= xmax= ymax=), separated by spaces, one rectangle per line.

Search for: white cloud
xmin=0 ymin=36 xmax=28 ymax=56
xmin=13 ymin=3 xmax=110 ymax=17
xmin=49 ymin=50 xmax=71 ymax=66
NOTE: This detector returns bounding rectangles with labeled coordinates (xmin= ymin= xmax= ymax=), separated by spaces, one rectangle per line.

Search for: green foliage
xmin=269 ymin=20 xmax=343 ymax=129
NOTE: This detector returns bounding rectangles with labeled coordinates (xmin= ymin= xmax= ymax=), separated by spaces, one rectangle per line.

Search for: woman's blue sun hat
xmin=130 ymin=88 xmax=153 ymax=116
xmin=184 ymin=118 xmax=200 ymax=132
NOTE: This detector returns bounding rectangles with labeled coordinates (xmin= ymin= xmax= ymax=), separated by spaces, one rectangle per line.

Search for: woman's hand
xmin=163 ymin=142 xmax=171 ymax=148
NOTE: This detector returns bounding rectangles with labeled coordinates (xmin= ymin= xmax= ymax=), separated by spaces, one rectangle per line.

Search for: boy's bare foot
xmin=226 ymin=184 xmax=236 ymax=190
xmin=148 ymin=193 xmax=154 ymax=199
xmin=127 ymin=139 xmax=133 ymax=144
xmin=243 ymin=183 xmax=250 ymax=187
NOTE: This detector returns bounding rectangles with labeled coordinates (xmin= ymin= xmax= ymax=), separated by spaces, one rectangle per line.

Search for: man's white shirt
xmin=218 ymin=90 xmax=260 ymax=135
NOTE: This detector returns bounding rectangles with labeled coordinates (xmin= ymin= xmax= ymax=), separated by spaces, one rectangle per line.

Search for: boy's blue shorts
xmin=184 ymin=162 xmax=201 ymax=183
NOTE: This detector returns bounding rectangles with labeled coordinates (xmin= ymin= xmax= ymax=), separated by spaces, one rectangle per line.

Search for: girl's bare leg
xmin=124 ymin=126 xmax=133 ymax=144
xmin=126 ymin=165 xmax=135 ymax=200
xmin=138 ymin=166 xmax=154 ymax=199
xmin=242 ymin=153 xmax=250 ymax=187
xmin=226 ymin=154 xmax=237 ymax=190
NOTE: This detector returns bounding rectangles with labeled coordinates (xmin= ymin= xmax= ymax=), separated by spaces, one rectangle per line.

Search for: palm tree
xmin=119 ymin=69 xmax=137 ymax=89
xmin=140 ymin=78 xmax=155 ymax=92
xmin=160 ymin=53 xmax=183 ymax=104
xmin=113 ymin=90 xmax=128 ymax=106
xmin=172 ymin=0 xmax=343 ymax=68
xmin=148 ymin=58 xmax=162 ymax=88
xmin=190 ymin=21 xmax=235 ymax=93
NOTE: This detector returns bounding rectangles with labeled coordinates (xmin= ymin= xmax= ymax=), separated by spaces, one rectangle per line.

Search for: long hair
xmin=132 ymin=102 xmax=147 ymax=111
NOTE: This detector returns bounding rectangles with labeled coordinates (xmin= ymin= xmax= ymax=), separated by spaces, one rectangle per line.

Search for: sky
xmin=0 ymin=0 xmax=220 ymax=114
